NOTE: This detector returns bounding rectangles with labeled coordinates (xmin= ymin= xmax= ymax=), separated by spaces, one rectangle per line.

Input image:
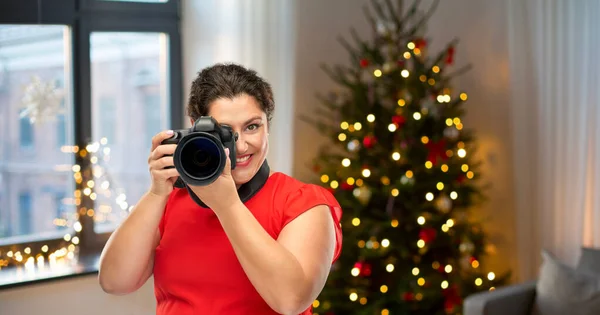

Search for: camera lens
xmin=193 ymin=150 xmax=211 ymax=167
xmin=180 ymin=137 xmax=221 ymax=180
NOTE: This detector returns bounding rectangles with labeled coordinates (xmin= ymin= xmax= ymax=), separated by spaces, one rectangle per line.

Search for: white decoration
xmin=19 ymin=75 xmax=65 ymax=124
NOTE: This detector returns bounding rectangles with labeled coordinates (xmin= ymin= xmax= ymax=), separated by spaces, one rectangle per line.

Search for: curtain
xmin=507 ymin=0 xmax=600 ymax=281
xmin=181 ymin=0 xmax=295 ymax=175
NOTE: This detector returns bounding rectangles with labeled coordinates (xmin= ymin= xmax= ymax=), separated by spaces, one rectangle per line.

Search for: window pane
xmin=90 ymin=32 xmax=170 ymax=232
xmin=0 ymin=25 xmax=76 ymax=241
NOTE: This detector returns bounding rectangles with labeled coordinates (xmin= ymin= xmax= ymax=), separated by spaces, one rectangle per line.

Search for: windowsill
xmin=0 ymin=251 xmax=100 ymax=290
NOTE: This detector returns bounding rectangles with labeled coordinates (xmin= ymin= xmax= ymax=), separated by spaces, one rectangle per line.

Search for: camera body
xmin=162 ymin=116 xmax=238 ymax=186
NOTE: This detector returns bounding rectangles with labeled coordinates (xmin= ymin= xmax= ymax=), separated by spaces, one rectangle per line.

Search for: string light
xmin=362 ymin=168 xmax=371 ymax=177
xmin=417 ymin=216 xmax=426 ymax=225
xmin=392 ymin=152 xmax=401 ymax=160
xmin=386 ymin=264 xmax=395 ymax=272
xmin=475 ymin=278 xmax=483 ymax=286
xmin=374 ymin=69 xmax=382 ymax=77
xmin=407 ymin=42 xmax=415 ymax=49
xmin=412 ymin=267 xmax=420 ymax=276
xmin=450 ymin=191 xmax=458 ymax=199
xmin=367 ymin=114 xmax=375 ymax=122
xmin=338 ymin=133 xmax=347 ymax=141
xmin=432 ymin=65 xmax=440 ymax=73
xmin=460 ymin=92 xmax=468 ymax=100
xmin=425 ymin=192 xmax=434 ymax=201
xmin=488 ymin=272 xmax=496 ymax=280
xmin=352 ymin=218 xmax=361 ymax=226
xmin=340 ymin=121 xmax=349 ymax=129
xmin=457 ymin=148 xmax=467 ymax=158
xmin=397 ymin=99 xmax=406 ymax=106
xmin=341 ymin=158 xmax=351 ymax=167
xmin=388 ymin=123 xmax=397 ymax=132
xmin=413 ymin=112 xmax=422 ymax=120
xmin=401 ymin=70 xmax=410 ymax=78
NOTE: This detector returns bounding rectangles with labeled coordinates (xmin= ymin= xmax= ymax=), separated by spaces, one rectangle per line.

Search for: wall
xmin=0 ymin=0 xmax=519 ymax=314
xmin=292 ymin=0 xmax=517 ymax=280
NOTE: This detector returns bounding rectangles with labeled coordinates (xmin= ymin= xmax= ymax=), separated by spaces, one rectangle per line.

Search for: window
xmin=0 ymin=0 xmax=182 ymax=288
xmin=56 ymin=112 xmax=67 ymax=148
xmin=19 ymin=115 xmax=34 ymax=148
xmin=18 ymin=192 xmax=32 ymax=236
xmin=97 ymin=97 xmax=117 ymax=145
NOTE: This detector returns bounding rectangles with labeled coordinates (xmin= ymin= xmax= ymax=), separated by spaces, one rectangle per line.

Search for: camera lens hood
xmin=173 ymin=131 xmax=226 ymax=186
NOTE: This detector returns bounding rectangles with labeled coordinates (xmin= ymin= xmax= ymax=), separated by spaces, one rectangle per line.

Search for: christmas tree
xmin=304 ymin=1 xmax=510 ymax=314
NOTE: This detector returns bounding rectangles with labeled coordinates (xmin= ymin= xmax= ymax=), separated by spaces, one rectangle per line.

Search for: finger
xmin=223 ymin=147 xmax=231 ymax=175
xmin=150 ymin=156 xmax=174 ymax=170
xmin=151 ymin=130 xmax=175 ymax=152
xmin=151 ymin=168 xmax=180 ymax=181
xmin=150 ymin=144 xmax=177 ymax=162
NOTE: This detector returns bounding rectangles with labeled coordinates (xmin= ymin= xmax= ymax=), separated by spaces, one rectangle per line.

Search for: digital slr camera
xmin=161 ymin=116 xmax=238 ymax=186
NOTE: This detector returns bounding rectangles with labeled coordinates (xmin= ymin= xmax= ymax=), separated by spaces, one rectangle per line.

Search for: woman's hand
xmin=187 ymin=148 xmax=240 ymax=211
xmin=148 ymin=130 xmax=180 ymax=197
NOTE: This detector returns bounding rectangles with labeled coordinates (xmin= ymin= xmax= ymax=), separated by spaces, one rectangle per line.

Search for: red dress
xmin=153 ymin=172 xmax=343 ymax=315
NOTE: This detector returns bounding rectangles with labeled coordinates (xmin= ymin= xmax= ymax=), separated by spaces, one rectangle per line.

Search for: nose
xmin=235 ymin=133 xmax=248 ymax=155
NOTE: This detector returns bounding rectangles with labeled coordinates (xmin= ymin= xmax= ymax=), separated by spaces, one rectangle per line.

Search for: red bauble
xmin=363 ymin=135 xmax=377 ymax=148
xmin=392 ymin=115 xmax=406 ymax=127
xmin=415 ymin=38 xmax=427 ymax=49
xmin=419 ymin=227 xmax=437 ymax=243
xmin=362 ymin=263 xmax=372 ymax=276
xmin=360 ymin=58 xmax=369 ymax=68
xmin=445 ymin=46 xmax=455 ymax=65
xmin=341 ymin=182 xmax=353 ymax=190
xmin=469 ymin=256 xmax=477 ymax=264
xmin=425 ymin=139 xmax=448 ymax=165
xmin=402 ymin=292 xmax=414 ymax=301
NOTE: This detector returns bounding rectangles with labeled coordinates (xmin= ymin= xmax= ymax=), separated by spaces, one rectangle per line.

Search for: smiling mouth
xmin=236 ymin=155 xmax=251 ymax=163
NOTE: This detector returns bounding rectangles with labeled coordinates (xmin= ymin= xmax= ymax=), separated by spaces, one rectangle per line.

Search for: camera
xmin=161 ymin=116 xmax=238 ymax=186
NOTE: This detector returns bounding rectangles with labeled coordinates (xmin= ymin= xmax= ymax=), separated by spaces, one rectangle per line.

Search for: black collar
xmin=174 ymin=160 xmax=271 ymax=208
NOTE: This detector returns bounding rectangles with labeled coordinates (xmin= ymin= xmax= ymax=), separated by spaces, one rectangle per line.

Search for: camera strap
xmin=175 ymin=160 xmax=271 ymax=209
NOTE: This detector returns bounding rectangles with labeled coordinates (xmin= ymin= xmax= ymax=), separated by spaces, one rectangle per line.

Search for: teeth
xmin=236 ymin=155 xmax=251 ymax=163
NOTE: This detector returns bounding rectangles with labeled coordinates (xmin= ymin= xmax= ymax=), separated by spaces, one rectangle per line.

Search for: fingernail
xmin=166 ymin=130 xmax=174 ymax=135
xmin=225 ymin=148 xmax=229 ymax=155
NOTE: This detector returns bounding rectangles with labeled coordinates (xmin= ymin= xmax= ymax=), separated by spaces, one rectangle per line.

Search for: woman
xmin=98 ymin=63 xmax=343 ymax=315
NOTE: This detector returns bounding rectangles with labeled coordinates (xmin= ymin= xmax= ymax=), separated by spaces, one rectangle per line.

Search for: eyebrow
xmin=243 ymin=116 xmax=263 ymax=125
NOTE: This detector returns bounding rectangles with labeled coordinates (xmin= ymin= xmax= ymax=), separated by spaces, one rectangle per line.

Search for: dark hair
xmin=187 ymin=63 xmax=274 ymax=125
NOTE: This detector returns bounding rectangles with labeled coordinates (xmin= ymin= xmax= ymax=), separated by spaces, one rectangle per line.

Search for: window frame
xmin=0 ymin=0 xmax=183 ymax=289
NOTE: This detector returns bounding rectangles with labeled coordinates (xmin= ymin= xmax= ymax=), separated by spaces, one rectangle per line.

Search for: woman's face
xmin=200 ymin=93 xmax=269 ymax=187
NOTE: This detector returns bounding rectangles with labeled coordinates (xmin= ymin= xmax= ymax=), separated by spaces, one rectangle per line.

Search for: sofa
xmin=463 ymin=247 xmax=600 ymax=315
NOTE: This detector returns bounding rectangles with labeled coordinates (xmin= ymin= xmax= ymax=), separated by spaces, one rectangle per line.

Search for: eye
xmin=246 ymin=123 xmax=260 ymax=131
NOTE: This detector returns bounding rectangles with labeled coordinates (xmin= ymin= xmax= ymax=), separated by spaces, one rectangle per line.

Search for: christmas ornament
xmin=419 ymin=227 xmax=437 ymax=243
xmin=341 ymin=181 xmax=353 ymax=191
xmin=443 ymin=126 xmax=460 ymax=140
xmin=435 ymin=194 xmax=452 ymax=213
xmin=382 ymin=62 xmax=395 ymax=73
xmin=20 ymin=75 xmax=65 ymax=124
xmin=360 ymin=58 xmax=369 ymax=68
xmin=400 ymin=175 xmax=415 ymax=186
xmin=425 ymin=139 xmax=448 ymax=165
xmin=445 ymin=46 xmax=455 ymax=65
xmin=392 ymin=115 xmax=406 ymax=128
xmin=347 ymin=139 xmax=360 ymax=152
xmin=363 ymin=135 xmax=377 ymax=148
xmin=353 ymin=186 xmax=372 ymax=205
xmin=459 ymin=241 xmax=475 ymax=253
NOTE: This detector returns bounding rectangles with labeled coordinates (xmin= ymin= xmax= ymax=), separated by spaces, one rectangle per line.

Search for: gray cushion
xmin=578 ymin=247 xmax=600 ymax=274
xmin=532 ymin=250 xmax=600 ymax=315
